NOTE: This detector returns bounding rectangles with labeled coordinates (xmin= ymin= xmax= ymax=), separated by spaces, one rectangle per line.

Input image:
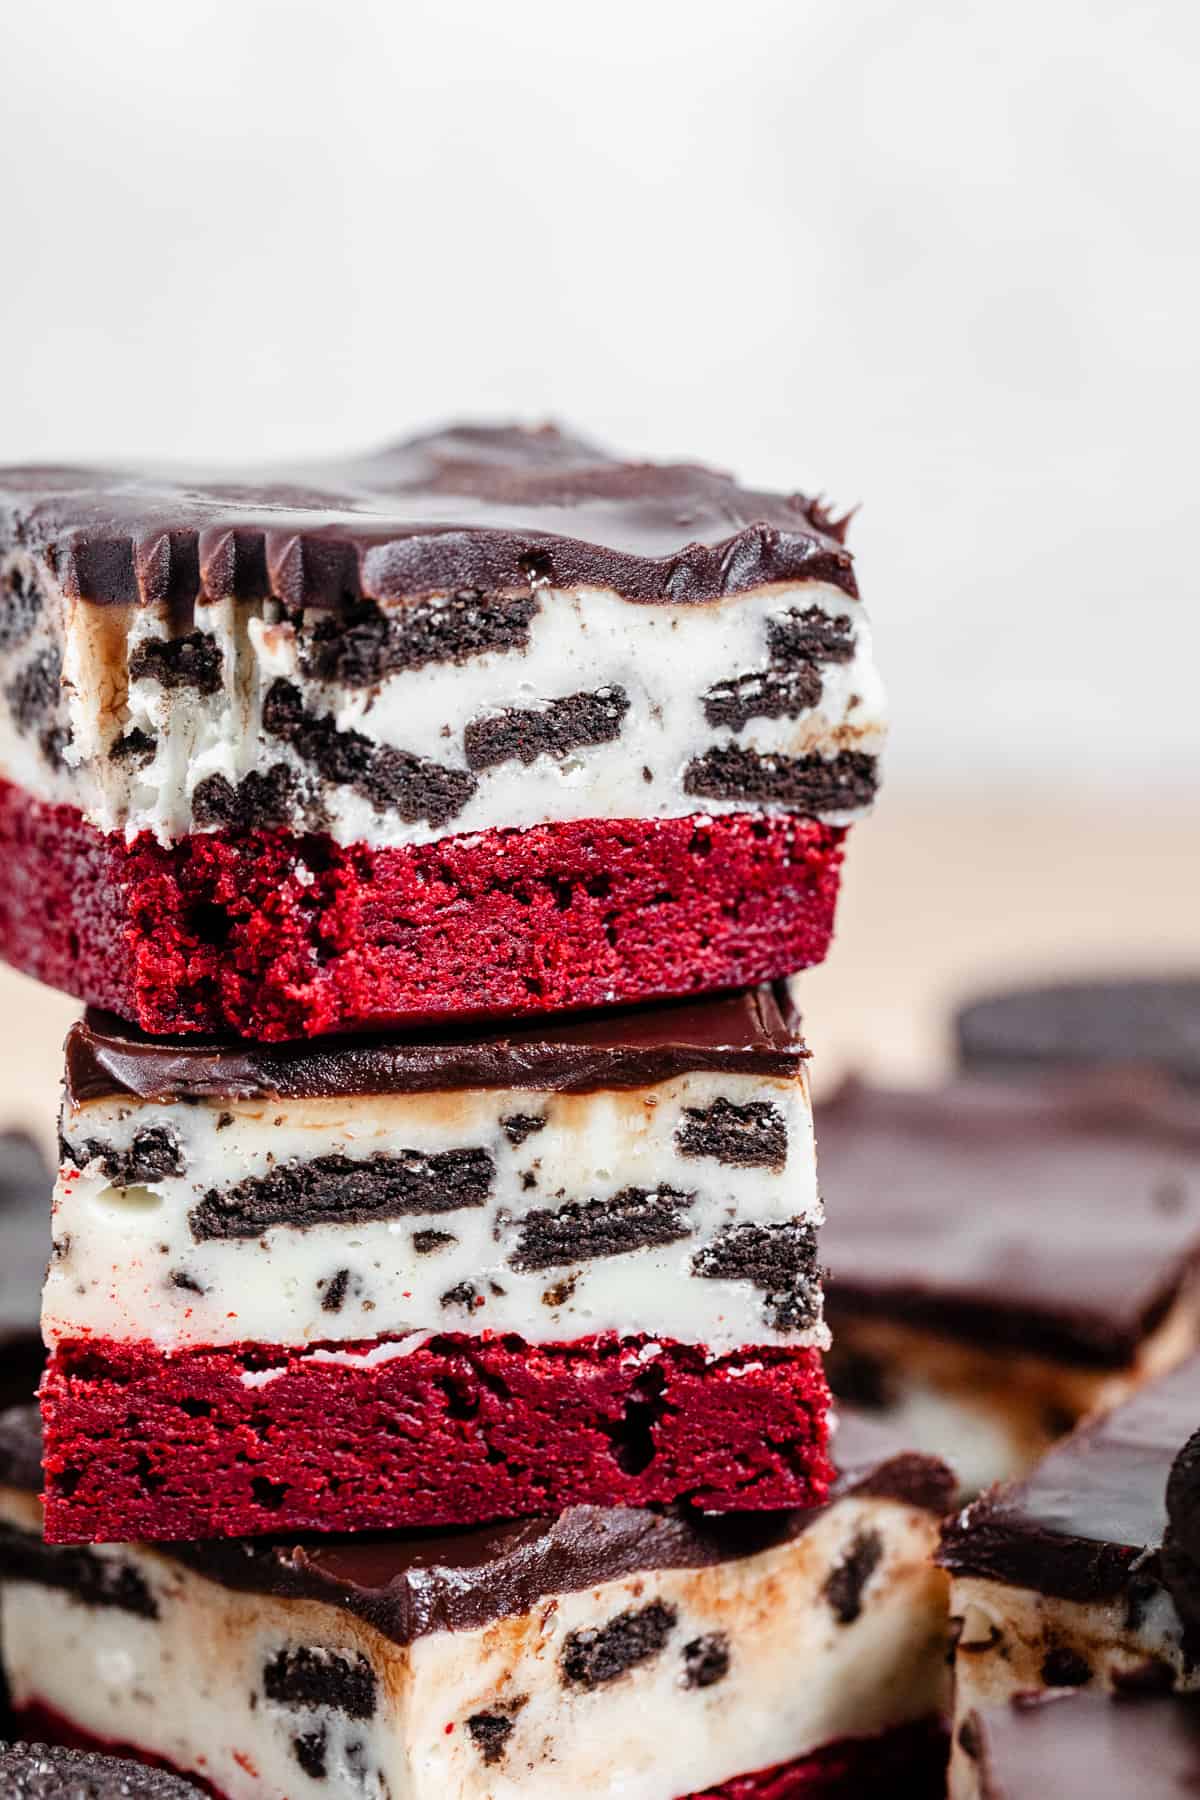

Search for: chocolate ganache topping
xmin=0 ymin=424 xmax=857 ymax=610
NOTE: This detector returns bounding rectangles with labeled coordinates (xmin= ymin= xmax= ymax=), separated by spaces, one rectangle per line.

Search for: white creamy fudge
xmin=0 ymin=1408 xmax=953 ymax=1800
xmin=49 ymin=987 xmax=825 ymax=1357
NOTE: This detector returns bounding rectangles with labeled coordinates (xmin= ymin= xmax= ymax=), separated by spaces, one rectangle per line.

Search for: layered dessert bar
xmin=940 ymin=1350 xmax=1200 ymax=1762
xmin=0 ymin=1130 xmax=53 ymax=1409
xmin=0 ymin=425 xmax=884 ymax=1040
xmin=956 ymin=976 xmax=1200 ymax=1089
xmin=819 ymin=1075 xmax=1200 ymax=1492
xmin=0 ymin=1406 xmax=953 ymax=1800
xmin=43 ymin=987 xmax=833 ymax=1541
xmin=951 ymin=1690 xmax=1200 ymax=1800
xmin=0 ymin=1742 xmax=203 ymax=1799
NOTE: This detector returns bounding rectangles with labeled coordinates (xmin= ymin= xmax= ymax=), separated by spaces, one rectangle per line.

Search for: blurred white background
xmin=1 ymin=0 xmax=1196 ymax=795
xmin=0 ymin=0 xmax=1195 ymax=1119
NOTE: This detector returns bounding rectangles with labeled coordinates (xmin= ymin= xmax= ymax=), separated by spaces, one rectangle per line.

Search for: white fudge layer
xmin=0 ymin=550 xmax=884 ymax=849
xmin=0 ymin=1484 xmax=947 ymax=1800
xmin=48 ymin=1068 xmax=823 ymax=1355
xmin=947 ymin=1574 xmax=1198 ymax=1796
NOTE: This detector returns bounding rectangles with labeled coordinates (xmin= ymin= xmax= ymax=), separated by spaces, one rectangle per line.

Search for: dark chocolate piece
xmin=463 ymin=687 xmax=629 ymax=771
xmin=0 ymin=1404 xmax=952 ymax=1646
xmin=64 ymin=1126 xmax=183 ymax=1185
xmin=683 ymin=745 xmax=878 ymax=811
xmin=940 ymin=1353 xmax=1200 ymax=1604
xmin=691 ymin=1219 xmax=821 ymax=1332
xmin=675 ymin=1098 xmax=788 ymax=1169
xmin=510 ymin=1186 xmax=695 ymax=1271
xmin=128 ymin=630 xmax=223 ymax=694
xmin=959 ymin=1690 xmax=1200 ymax=1800
xmin=0 ymin=425 xmax=856 ymax=610
xmin=821 ymin=1075 xmax=1200 ymax=1367
xmin=0 ymin=1743 xmax=203 ymax=1799
xmin=64 ymin=984 xmax=806 ymax=1106
xmin=956 ymin=977 xmax=1200 ymax=1089
xmin=262 ymin=1646 xmax=377 ymax=1719
xmin=262 ymin=678 xmax=476 ymax=828
xmin=188 ymin=1148 xmax=494 ymax=1240
xmin=0 ymin=1522 xmax=158 ymax=1619
xmin=681 ymin=1632 xmax=731 ymax=1689
xmin=560 ymin=1599 xmax=677 ymax=1687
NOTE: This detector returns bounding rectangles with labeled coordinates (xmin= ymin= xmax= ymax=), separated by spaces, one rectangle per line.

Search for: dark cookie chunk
xmin=291 ymin=1730 xmax=327 ymax=1779
xmin=412 ymin=1229 xmax=456 ymax=1254
xmin=676 ymin=1098 xmax=788 ymax=1170
xmin=191 ymin=764 xmax=300 ymax=830
xmin=190 ymin=1148 xmax=494 ymax=1240
xmin=262 ymin=1645 xmax=377 ymax=1719
xmin=823 ymin=1527 xmax=884 ymax=1624
xmin=301 ymin=592 xmax=539 ymax=685
xmin=169 ymin=1270 xmax=205 ymax=1295
xmin=768 ymin=606 xmax=855 ymax=666
xmin=1041 ymin=1645 xmax=1092 ymax=1687
xmin=561 ymin=1600 xmax=677 ymax=1689
xmin=263 ymin=678 xmax=475 ymax=828
xmin=39 ymin=723 xmax=70 ymax=768
xmin=501 ymin=1113 xmax=546 ymax=1147
xmin=109 ymin=726 xmax=157 ymax=768
xmin=129 ymin=630 xmax=223 ymax=695
xmin=0 ymin=563 xmax=43 ymax=651
xmin=691 ymin=1218 xmax=821 ymax=1333
xmin=702 ymin=664 xmax=823 ymax=732
xmin=466 ymin=1701 xmax=527 ymax=1765
xmin=0 ymin=1743 xmax=201 ymax=1799
xmin=682 ymin=1632 xmax=731 ymax=1688
xmin=5 ymin=645 xmax=62 ymax=733
xmin=0 ymin=1521 xmax=158 ymax=1619
xmin=66 ymin=1126 xmax=184 ymax=1185
xmin=1164 ymin=1427 xmax=1200 ymax=1642
xmin=511 ymin=1186 xmax=695 ymax=1271
xmin=684 ymin=745 xmax=878 ymax=811
xmin=464 ymin=686 xmax=629 ymax=771
xmin=318 ymin=1267 xmax=353 ymax=1313
xmin=441 ymin=1281 xmax=480 ymax=1310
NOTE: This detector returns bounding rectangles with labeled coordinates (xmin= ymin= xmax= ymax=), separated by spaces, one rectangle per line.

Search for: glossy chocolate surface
xmin=940 ymin=1352 xmax=1200 ymax=1602
xmin=0 ymin=424 xmax=857 ymax=609
xmin=0 ymin=1405 xmax=951 ymax=1643
xmin=820 ymin=1074 xmax=1200 ymax=1366
xmin=65 ymin=986 xmax=806 ymax=1106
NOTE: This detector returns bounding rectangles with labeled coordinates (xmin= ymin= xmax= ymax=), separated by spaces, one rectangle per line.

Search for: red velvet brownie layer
xmin=13 ymin=1707 xmax=948 ymax=1800
xmin=0 ymin=425 xmax=883 ymax=1036
xmin=0 ymin=784 xmax=843 ymax=1037
xmin=40 ymin=1334 xmax=832 ymax=1542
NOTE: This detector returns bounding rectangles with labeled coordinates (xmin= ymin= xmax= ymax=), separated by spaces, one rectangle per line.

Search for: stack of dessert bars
xmin=0 ymin=427 xmax=953 ymax=1798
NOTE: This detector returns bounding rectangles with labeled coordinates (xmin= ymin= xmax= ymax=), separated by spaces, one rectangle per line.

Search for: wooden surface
xmin=0 ymin=790 xmax=1195 ymax=1149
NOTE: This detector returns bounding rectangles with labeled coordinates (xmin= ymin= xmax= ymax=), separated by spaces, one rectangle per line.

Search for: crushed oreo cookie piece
xmin=676 ymin=1097 xmax=788 ymax=1169
xmin=0 ymin=563 xmax=43 ymax=651
xmin=823 ymin=1527 xmax=884 ymax=1624
xmin=684 ymin=745 xmax=878 ymax=811
xmin=0 ymin=1521 xmax=158 ymax=1618
xmin=464 ymin=686 xmax=629 ymax=771
xmin=682 ymin=1631 xmax=731 ymax=1688
xmin=5 ymin=645 xmax=62 ymax=733
xmin=500 ymin=1113 xmax=546 ymax=1147
xmin=511 ymin=1186 xmax=695 ymax=1271
xmin=66 ymin=1126 xmax=184 ymax=1185
xmin=300 ymin=591 xmax=539 ymax=685
xmin=561 ymin=1600 xmax=677 ymax=1689
xmin=691 ymin=1218 xmax=821 ymax=1332
xmin=129 ymin=631 xmax=223 ymax=695
xmin=190 ymin=1148 xmax=494 ymax=1240
xmin=191 ymin=764 xmax=300 ymax=831
xmin=262 ymin=1645 xmax=377 ymax=1719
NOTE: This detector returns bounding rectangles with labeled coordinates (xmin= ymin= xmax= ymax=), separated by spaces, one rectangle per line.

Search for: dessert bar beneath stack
xmin=821 ymin=1075 xmax=1200 ymax=1492
xmin=43 ymin=987 xmax=833 ymax=1541
xmin=940 ymin=1350 xmax=1200 ymax=1791
xmin=0 ymin=1407 xmax=953 ymax=1800
xmin=0 ymin=425 xmax=884 ymax=1040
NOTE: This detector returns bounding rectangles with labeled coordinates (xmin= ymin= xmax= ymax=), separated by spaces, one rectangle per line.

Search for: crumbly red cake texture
xmin=39 ymin=1333 xmax=833 ymax=1543
xmin=0 ymin=779 xmax=844 ymax=1040
xmin=14 ymin=1705 xmax=948 ymax=1800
